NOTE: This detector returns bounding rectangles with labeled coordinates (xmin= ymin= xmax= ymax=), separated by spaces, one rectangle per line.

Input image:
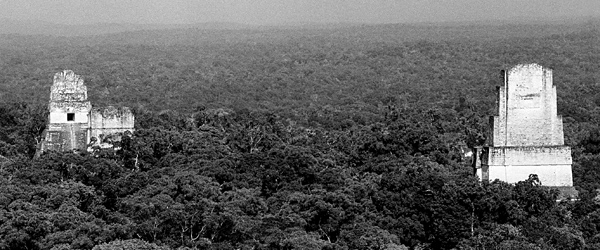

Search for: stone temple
xmin=39 ymin=70 xmax=134 ymax=152
xmin=473 ymin=64 xmax=574 ymax=189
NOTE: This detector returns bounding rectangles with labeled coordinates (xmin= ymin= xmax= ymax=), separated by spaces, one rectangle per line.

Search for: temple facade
xmin=39 ymin=70 xmax=134 ymax=153
xmin=473 ymin=64 xmax=574 ymax=187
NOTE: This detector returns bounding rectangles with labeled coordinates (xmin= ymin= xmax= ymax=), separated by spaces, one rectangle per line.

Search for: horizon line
xmin=2 ymin=15 xmax=600 ymax=27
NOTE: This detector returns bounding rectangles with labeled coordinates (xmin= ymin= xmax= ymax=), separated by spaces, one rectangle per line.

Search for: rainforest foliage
xmin=1 ymin=21 xmax=600 ymax=249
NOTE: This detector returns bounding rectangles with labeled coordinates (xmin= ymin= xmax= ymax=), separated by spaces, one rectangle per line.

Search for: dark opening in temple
xmin=67 ymin=113 xmax=75 ymax=121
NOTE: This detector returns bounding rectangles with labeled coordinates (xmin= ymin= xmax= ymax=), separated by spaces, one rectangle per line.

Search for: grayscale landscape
xmin=0 ymin=1 xmax=600 ymax=249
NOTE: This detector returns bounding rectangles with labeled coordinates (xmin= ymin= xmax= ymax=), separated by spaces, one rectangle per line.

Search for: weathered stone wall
xmin=479 ymin=64 xmax=574 ymax=190
xmin=51 ymin=70 xmax=87 ymax=100
xmin=486 ymin=164 xmax=573 ymax=187
xmin=49 ymin=70 xmax=91 ymax=114
xmin=48 ymin=71 xmax=91 ymax=124
xmin=481 ymin=146 xmax=573 ymax=186
xmin=491 ymin=64 xmax=564 ymax=147
xmin=49 ymin=111 xmax=89 ymax=124
xmin=89 ymin=106 xmax=135 ymax=141
xmin=41 ymin=70 xmax=92 ymax=151
xmin=41 ymin=124 xmax=89 ymax=152
xmin=485 ymin=146 xmax=572 ymax=166
xmin=40 ymin=70 xmax=135 ymax=153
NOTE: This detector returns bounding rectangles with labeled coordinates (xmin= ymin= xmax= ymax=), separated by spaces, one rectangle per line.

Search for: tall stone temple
xmin=473 ymin=64 xmax=574 ymax=190
xmin=39 ymin=70 xmax=134 ymax=153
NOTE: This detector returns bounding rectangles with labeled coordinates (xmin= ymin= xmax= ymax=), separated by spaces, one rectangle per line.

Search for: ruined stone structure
xmin=473 ymin=64 xmax=574 ymax=188
xmin=39 ymin=70 xmax=134 ymax=152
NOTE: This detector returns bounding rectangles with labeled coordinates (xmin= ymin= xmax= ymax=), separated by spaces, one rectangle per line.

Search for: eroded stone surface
xmin=475 ymin=64 xmax=574 ymax=188
xmin=89 ymin=106 xmax=135 ymax=147
xmin=39 ymin=70 xmax=134 ymax=153
xmin=490 ymin=64 xmax=564 ymax=147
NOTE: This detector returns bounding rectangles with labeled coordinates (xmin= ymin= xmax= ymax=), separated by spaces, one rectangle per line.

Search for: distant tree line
xmin=0 ymin=22 xmax=600 ymax=249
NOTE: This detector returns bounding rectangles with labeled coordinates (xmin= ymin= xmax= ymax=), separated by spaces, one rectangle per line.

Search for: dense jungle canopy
xmin=1 ymin=20 xmax=600 ymax=249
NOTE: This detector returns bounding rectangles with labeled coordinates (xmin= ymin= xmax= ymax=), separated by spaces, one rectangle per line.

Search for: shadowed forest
xmin=1 ymin=21 xmax=600 ymax=249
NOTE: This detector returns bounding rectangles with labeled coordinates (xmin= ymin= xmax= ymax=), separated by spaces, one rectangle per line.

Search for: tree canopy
xmin=1 ymin=21 xmax=600 ymax=249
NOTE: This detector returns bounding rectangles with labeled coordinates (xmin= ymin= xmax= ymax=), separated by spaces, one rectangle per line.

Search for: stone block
xmin=39 ymin=70 xmax=134 ymax=153
xmin=476 ymin=64 xmax=574 ymax=193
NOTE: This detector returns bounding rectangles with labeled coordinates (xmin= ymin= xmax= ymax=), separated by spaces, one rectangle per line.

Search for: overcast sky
xmin=1 ymin=0 xmax=599 ymax=25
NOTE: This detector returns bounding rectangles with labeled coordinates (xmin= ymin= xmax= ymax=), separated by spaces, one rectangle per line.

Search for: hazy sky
xmin=1 ymin=0 xmax=599 ymax=25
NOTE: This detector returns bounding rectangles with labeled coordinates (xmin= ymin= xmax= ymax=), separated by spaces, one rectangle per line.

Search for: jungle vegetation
xmin=1 ymin=20 xmax=600 ymax=249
